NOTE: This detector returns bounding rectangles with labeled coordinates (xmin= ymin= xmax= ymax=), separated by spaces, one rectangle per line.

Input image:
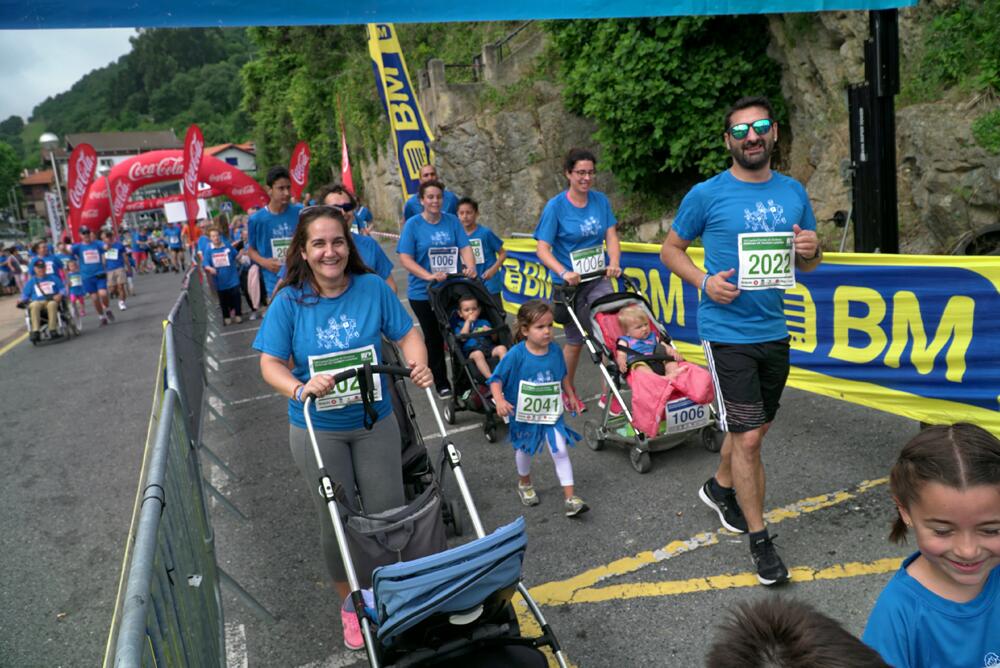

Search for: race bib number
xmin=82 ymin=249 xmax=100 ymax=264
xmin=351 ymin=222 xmax=360 ymax=234
xmin=308 ymin=345 xmax=382 ymax=411
xmin=37 ymin=281 xmax=55 ymax=296
xmin=570 ymin=246 xmax=605 ymax=275
xmin=106 ymin=248 xmax=119 ymax=261
xmin=665 ymin=398 xmax=709 ymax=434
xmin=469 ymin=238 xmax=485 ymax=264
xmin=45 ymin=261 xmax=55 ymax=274
xmin=737 ymin=232 xmax=795 ymax=290
xmin=515 ymin=380 xmax=563 ymax=425
xmin=211 ymin=251 xmax=231 ymax=268
xmin=70 ymin=275 xmax=82 ymax=287
xmin=271 ymin=237 xmax=292 ymax=262
xmin=428 ymin=246 xmax=459 ymax=275
xmin=168 ymin=236 xmax=180 ymax=245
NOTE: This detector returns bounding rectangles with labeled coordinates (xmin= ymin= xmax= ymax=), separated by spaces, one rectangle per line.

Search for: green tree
xmin=0 ymin=142 xmax=22 ymax=208
xmin=546 ymin=17 xmax=785 ymax=191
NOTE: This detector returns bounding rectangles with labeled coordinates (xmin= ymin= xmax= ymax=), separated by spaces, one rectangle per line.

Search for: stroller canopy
xmin=372 ymin=517 xmax=527 ymax=645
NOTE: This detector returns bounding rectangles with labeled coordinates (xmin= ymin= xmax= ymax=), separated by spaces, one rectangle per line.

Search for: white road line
xmin=230 ymin=392 xmax=280 ymax=406
xmin=424 ymin=422 xmax=482 ymax=440
xmin=220 ymin=325 xmax=262 ymax=336
xmin=225 ymin=622 xmax=249 ymax=668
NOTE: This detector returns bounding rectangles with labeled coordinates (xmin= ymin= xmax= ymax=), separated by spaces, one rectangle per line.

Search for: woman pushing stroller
xmin=253 ymin=205 xmax=433 ymax=651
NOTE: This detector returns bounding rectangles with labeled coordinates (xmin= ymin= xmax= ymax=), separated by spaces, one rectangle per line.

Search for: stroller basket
xmin=373 ymin=517 xmax=527 ymax=645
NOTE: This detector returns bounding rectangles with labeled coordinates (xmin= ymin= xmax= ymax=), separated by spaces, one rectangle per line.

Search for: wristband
xmin=559 ymin=269 xmax=567 ymax=279
xmin=293 ymin=384 xmax=305 ymax=402
xmin=700 ymin=273 xmax=710 ymax=293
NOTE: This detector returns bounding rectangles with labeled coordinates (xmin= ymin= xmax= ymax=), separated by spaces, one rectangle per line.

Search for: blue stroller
xmin=303 ymin=364 xmax=568 ymax=667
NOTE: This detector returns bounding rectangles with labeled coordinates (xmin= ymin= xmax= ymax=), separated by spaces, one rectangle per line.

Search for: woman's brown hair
xmin=276 ymin=206 xmax=371 ymax=302
xmin=889 ymin=422 xmax=1000 ymax=543
xmin=514 ymin=299 xmax=554 ymax=343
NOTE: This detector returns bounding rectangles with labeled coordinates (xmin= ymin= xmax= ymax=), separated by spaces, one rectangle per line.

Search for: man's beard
xmin=730 ymin=137 xmax=774 ymax=170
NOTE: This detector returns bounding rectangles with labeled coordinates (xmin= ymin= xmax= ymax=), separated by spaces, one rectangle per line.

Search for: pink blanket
xmin=627 ymin=362 xmax=715 ymax=436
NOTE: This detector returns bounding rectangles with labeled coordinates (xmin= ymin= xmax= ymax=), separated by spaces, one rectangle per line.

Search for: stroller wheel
xmin=583 ymin=420 xmax=605 ymax=451
xmin=701 ymin=425 xmax=724 ymax=453
xmin=629 ymin=447 xmax=652 ymax=474
xmin=443 ymin=401 xmax=457 ymax=425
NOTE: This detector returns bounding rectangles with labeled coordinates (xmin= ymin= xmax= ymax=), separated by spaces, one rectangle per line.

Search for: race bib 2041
xmin=515 ymin=380 xmax=563 ymax=425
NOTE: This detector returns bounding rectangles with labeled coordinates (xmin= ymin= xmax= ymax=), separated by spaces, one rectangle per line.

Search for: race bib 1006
xmin=737 ymin=232 xmax=795 ymax=290
xmin=665 ymin=397 xmax=709 ymax=434
xmin=515 ymin=380 xmax=563 ymax=425
xmin=271 ymin=237 xmax=292 ymax=262
xmin=570 ymin=246 xmax=605 ymax=275
xmin=308 ymin=345 xmax=382 ymax=411
xmin=428 ymin=246 xmax=459 ymax=275
xmin=469 ymin=238 xmax=485 ymax=265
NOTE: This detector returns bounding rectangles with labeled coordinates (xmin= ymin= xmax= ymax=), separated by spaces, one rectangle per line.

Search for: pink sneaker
xmin=341 ymin=605 xmax=364 ymax=651
xmin=598 ymin=391 xmax=623 ymax=416
xmin=562 ymin=391 xmax=586 ymax=414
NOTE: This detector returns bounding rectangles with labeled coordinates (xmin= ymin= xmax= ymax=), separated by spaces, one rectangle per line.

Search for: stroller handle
xmin=319 ymin=363 xmax=413 ymax=386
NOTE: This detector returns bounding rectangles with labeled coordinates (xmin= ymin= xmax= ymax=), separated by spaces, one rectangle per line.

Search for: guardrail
xmin=103 ymin=269 xmax=269 ymax=667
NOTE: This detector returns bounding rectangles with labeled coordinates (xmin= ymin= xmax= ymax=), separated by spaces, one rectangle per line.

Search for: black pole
xmin=849 ymin=9 xmax=900 ymax=253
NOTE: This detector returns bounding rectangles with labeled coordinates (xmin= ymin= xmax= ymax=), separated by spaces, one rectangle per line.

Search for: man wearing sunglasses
xmin=660 ymin=96 xmax=822 ymax=588
xmin=247 ymin=166 xmax=304 ymax=297
xmin=402 ymin=163 xmax=460 ymax=222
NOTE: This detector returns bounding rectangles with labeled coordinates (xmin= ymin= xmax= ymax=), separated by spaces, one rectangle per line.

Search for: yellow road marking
xmin=0 ymin=332 xmax=28 ymax=358
xmin=530 ymin=477 xmax=888 ymax=606
xmin=563 ymin=557 xmax=903 ymax=604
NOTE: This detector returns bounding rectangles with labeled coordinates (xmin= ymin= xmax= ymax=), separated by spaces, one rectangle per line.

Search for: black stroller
xmin=303 ymin=363 xmax=569 ymax=667
xmin=428 ymin=277 xmax=512 ymax=443
xmin=558 ymin=272 xmax=723 ymax=473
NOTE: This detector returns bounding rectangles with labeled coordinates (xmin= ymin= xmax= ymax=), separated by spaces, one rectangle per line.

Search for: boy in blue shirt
xmin=457 ymin=196 xmax=506 ymax=307
xmin=101 ymin=229 xmax=129 ymax=311
xmin=247 ymin=166 xmax=303 ymax=299
xmin=450 ymin=294 xmax=507 ymax=380
xmin=72 ymin=226 xmax=114 ymax=326
xmin=163 ymin=222 xmax=185 ymax=272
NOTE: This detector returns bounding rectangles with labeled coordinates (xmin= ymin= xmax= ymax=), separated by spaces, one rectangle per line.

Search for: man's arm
xmin=660 ymin=230 xmax=739 ymax=305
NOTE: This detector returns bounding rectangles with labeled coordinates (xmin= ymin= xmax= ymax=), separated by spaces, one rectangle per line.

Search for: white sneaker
xmin=224 ymin=318 xmax=232 ymax=326
xmin=248 ymin=312 xmax=257 ymax=321
xmin=118 ymin=300 xmax=127 ymax=311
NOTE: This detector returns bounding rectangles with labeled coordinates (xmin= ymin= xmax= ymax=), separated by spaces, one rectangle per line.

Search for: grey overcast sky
xmin=0 ymin=29 xmax=135 ymax=122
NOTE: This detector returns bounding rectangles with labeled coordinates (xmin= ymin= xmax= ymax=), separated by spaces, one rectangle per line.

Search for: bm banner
xmin=500 ymin=239 xmax=1000 ymax=436
xmin=367 ymin=23 xmax=435 ymax=202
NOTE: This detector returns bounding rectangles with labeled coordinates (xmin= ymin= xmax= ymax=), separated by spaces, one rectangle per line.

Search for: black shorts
xmin=702 ymin=337 xmax=790 ymax=433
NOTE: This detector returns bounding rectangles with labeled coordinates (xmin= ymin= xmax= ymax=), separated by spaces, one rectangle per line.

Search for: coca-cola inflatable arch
xmin=73 ymin=149 xmax=268 ymax=241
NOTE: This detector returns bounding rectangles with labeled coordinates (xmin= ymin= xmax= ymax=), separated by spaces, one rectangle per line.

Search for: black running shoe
xmin=698 ymin=479 xmax=748 ymax=534
xmin=436 ymin=385 xmax=453 ymax=398
xmin=750 ymin=533 xmax=790 ymax=586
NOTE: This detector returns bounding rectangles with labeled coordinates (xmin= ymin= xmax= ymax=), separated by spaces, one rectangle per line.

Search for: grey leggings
xmin=289 ymin=414 xmax=404 ymax=582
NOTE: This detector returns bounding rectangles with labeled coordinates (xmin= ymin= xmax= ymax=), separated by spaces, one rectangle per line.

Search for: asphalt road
xmin=1 ymin=249 xmax=921 ymax=668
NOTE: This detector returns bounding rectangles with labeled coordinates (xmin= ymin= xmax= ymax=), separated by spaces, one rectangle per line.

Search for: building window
xmin=225 ymin=157 xmax=238 ymax=166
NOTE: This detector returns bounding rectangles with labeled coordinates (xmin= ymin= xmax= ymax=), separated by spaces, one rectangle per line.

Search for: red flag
xmin=340 ymin=126 xmax=355 ymax=196
xmin=66 ymin=143 xmax=97 ymax=239
xmin=289 ymin=141 xmax=310 ymax=201
xmin=182 ymin=124 xmax=204 ymax=237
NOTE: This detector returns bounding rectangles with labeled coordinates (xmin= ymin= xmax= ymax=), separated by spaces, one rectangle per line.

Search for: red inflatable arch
xmin=73 ymin=149 xmax=268 ymax=241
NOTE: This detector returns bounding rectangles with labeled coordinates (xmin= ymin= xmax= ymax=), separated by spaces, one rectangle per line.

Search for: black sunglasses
xmin=301 ymin=203 xmax=355 ymax=219
xmin=727 ymin=118 xmax=773 ymax=140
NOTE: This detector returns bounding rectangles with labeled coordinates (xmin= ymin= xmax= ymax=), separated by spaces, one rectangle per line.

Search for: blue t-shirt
xmin=248 ymin=203 xmax=303 ymax=295
xmin=21 ymin=274 xmax=65 ymax=302
xmin=396 ymin=213 xmax=470 ymax=301
xmin=71 ymin=241 xmax=105 ymax=277
xmin=403 ymin=190 xmax=459 ymax=221
xmin=103 ymin=242 xmax=128 ymax=270
xmin=354 ymin=206 xmax=372 ymax=233
xmin=450 ymin=315 xmax=494 ymax=355
xmin=204 ymin=242 xmax=241 ymax=291
xmin=534 ymin=190 xmax=616 ymax=285
xmin=135 ymin=233 xmax=149 ymax=251
xmin=672 ymin=170 xmax=817 ymax=344
xmin=488 ymin=341 xmax=578 ymax=455
xmin=252 ymin=273 xmax=413 ymax=431
xmin=354 ymin=234 xmax=393 ymax=280
xmin=30 ymin=254 xmax=63 ymax=277
xmin=164 ymin=225 xmax=183 ymax=249
xmin=465 ymin=224 xmax=505 ymax=294
xmin=862 ymin=552 xmax=1000 ymax=668
xmin=67 ymin=272 xmax=85 ymax=297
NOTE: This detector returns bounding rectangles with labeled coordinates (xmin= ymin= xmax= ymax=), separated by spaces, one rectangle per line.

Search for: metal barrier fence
xmin=103 ymin=269 xmax=260 ymax=667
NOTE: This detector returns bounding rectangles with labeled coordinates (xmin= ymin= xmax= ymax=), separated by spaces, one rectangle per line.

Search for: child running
xmin=457 ymin=197 xmax=506 ymax=307
xmin=66 ymin=259 xmax=86 ymax=316
xmin=451 ymin=295 xmax=508 ymax=379
xmin=202 ymin=226 xmax=243 ymax=325
xmin=615 ymin=305 xmax=684 ymax=379
xmin=862 ymin=423 xmax=1000 ymax=667
xmin=489 ymin=299 xmax=588 ymax=517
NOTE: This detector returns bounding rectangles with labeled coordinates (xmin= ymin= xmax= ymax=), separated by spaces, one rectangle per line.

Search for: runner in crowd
xmin=402 ymin=163 xmax=460 ymax=221
xmin=0 ymin=246 xmax=14 ymax=295
xmin=247 ymin=166 xmax=302 ymax=299
xmin=29 ymin=240 xmax=64 ymax=278
xmin=121 ymin=230 xmax=137 ymax=296
xmin=132 ymin=227 xmax=150 ymax=273
xmin=231 ymin=214 xmax=261 ymax=321
xmin=65 ymin=258 xmax=86 ymax=316
xmin=660 ymin=96 xmax=821 ymax=586
xmin=533 ymin=147 xmax=622 ymax=413
xmin=163 ymin=220 xmax=186 ymax=272
xmin=18 ymin=259 xmax=65 ymax=342
xmin=489 ymin=299 xmax=588 ymax=517
xmin=316 ymin=183 xmax=397 ymax=293
xmin=9 ymin=247 xmax=28 ymax=291
xmin=72 ymin=226 xmax=115 ymax=326
xmin=863 ymin=423 xmax=1000 ymax=667
xmin=457 ymin=196 xmax=506 ymax=308
xmin=397 ymin=179 xmax=477 ymax=397
xmin=202 ymin=225 xmax=242 ymax=325
xmin=252 ymin=205 xmax=432 ymax=651
xmin=101 ymin=229 xmax=129 ymax=311
xmin=353 ymin=199 xmax=373 ymax=235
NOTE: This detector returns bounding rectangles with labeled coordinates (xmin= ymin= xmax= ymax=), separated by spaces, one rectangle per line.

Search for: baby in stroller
xmin=614 ymin=305 xmax=684 ymax=381
xmin=450 ymin=295 xmax=508 ymax=380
